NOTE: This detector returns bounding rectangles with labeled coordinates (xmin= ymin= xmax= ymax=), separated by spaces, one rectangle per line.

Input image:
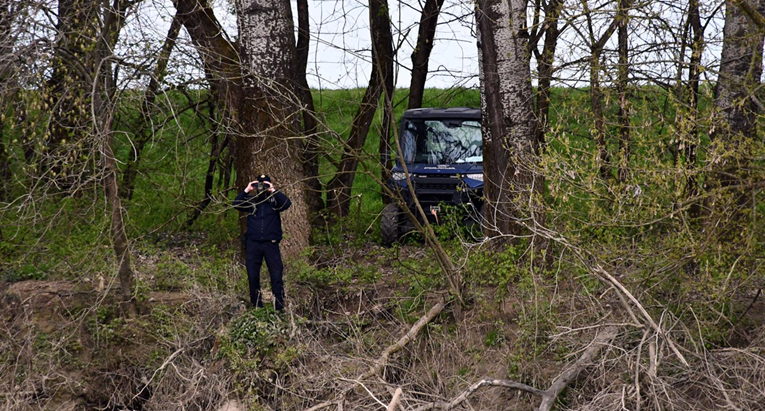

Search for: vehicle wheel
xmin=381 ymin=203 xmax=401 ymax=246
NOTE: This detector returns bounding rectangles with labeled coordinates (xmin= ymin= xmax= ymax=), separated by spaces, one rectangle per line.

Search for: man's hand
xmin=244 ymin=180 xmax=259 ymax=193
xmin=265 ymin=181 xmax=275 ymax=193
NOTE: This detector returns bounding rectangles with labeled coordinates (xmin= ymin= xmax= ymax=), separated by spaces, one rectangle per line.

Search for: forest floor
xmin=2 ymin=236 xmax=765 ymax=411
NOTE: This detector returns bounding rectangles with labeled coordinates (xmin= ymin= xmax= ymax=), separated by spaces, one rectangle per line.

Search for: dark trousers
xmin=245 ymin=239 xmax=285 ymax=310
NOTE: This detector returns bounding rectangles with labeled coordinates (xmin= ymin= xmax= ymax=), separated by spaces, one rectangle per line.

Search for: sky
xmin=128 ymin=0 xmax=480 ymax=90
xmin=302 ymin=0 xmax=480 ymax=89
xmin=121 ymin=0 xmax=729 ymax=92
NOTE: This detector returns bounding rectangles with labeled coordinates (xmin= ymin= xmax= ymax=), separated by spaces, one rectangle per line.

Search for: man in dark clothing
xmin=232 ymin=174 xmax=292 ymax=310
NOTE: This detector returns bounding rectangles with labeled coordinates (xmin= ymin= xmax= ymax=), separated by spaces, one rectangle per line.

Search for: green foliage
xmin=464 ymin=243 xmax=527 ymax=293
xmin=217 ymin=307 xmax=299 ymax=397
xmin=293 ymin=249 xmax=380 ymax=287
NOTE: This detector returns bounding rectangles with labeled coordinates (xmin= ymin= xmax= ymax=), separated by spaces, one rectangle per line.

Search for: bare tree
xmin=0 ymin=0 xmax=13 ymax=205
xmin=408 ymin=0 xmax=446 ymax=110
xmin=531 ymin=0 xmax=564 ymax=150
xmin=120 ymin=15 xmax=182 ymax=201
xmin=296 ymin=0 xmax=324 ymax=218
xmin=574 ymin=0 xmax=618 ymax=179
xmin=616 ymin=0 xmax=632 ymax=182
xmin=674 ymin=0 xmax=705 ymax=216
xmin=476 ymin=0 xmax=542 ymax=240
xmin=325 ymin=0 xmax=394 ymax=218
xmin=91 ymin=0 xmax=137 ymax=312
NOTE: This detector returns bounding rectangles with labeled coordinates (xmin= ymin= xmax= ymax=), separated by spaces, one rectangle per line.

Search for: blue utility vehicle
xmin=382 ymin=107 xmax=483 ymax=245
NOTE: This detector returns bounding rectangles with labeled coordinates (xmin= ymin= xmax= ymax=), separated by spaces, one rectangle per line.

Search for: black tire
xmin=381 ymin=203 xmax=401 ymax=246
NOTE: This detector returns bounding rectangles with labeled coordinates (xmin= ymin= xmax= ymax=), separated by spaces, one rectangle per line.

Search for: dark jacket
xmin=233 ymin=190 xmax=292 ymax=241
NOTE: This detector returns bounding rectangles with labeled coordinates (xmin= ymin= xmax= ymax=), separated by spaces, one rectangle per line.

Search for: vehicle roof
xmin=401 ymin=107 xmax=481 ymax=120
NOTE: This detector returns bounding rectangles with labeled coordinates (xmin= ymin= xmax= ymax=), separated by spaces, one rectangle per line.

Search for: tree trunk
xmin=616 ymin=0 xmax=631 ymax=183
xmin=677 ymin=0 xmax=704 ymax=217
xmin=295 ymin=0 xmax=324 ymax=218
xmin=534 ymin=0 xmax=563 ymax=150
xmin=713 ymin=1 xmax=765 ymax=141
xmin=581 ymin=0 xmax=618 ymax=180
xmin=235 ymin=0 xmax=310 ymax=258
xmin=94 ymin=0 xmax=136 ymax=314
xmin=477 ymin=0 xmax=541 ymax=240
xmin=44 ymin=0 xmax=99 ymax=178
xmin=380 ymin=60 xmax=395 ymax=206
xmin=0 ymin=0 xmax=12 ymax=203
xmin=173 ymin=0 xmax=242 ymax=119
xmin=326 ymin=0 xmax=393 ymax=218
xmin=185 ymin=100 xmax=230 ymax=228
xmin=408 ymin=0 xmax=445 ymax=110
xmin=590 ymin=51 xmax=610 ymax=179
xmin=706 ymin=0 xmax=765 ymax=232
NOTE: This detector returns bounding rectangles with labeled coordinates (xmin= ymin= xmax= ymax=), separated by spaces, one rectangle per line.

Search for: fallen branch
xmin=409 ymin=326 xmax=619 ymax=411
xmin=360 ymin=294 xmax=447 ymax=380
xmin=302 ymin=294 xmax=448 ymax=411
xmin=538 ymin=325 xmax=619 ymax=411
xmin=593 ymin=266 xmax=688 ymax=367
xmin=411 ymin=377 xmax=545 ymax=411
xmin=386 ymin=387 xmax=403 ymax=411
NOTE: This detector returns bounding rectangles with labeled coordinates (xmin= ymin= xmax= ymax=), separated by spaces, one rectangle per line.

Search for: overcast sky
xmin=127 ymin=0 xmax=479 ymax=90
xmin=123 ymin=0 xmax=729 ymax=92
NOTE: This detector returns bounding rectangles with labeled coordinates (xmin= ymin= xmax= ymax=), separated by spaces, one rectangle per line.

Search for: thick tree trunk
xmin=326 ymin=0 xmax=393 ymax=218
xmin=477 ymin=0 xmax=541 ymax=240
xmin=408 ymin=0 xmax=445 ymax=110
xmin=295 ymin=0 xmax=324 ymax=218
xmin=44 ymin=0 xmax=99 ymax=177
xmin=235 ymin=0 xmax=310 ymax=258
xmin=706 ymin=0 xmax=765 ymax=232
xmin=713 ymin=1 xmax=765 ymax=141
xmin=173 ymin=0 xmax=241 ymax=117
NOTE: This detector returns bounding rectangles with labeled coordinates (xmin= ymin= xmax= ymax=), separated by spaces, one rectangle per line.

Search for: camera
xmin=251 ymin=181 xmax=265 ymax=192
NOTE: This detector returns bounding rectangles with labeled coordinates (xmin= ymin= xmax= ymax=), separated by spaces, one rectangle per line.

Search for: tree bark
xmin=235 ymin=0 xmax=310 ymax=258
xmin=706 ymin=0 xmax=765 ymax=233
xmin=44 ymin=0 xmax=100 ymax=178
xmin=408 ymin=0 xmax=445 ymax=110
xmin=173 ymin=0 xmax=241 ymax=118
xmin=326 ymin=0 xmax=393 ymax=218
xmin=713 ymin=0 xmax=765 ymax=141
xmin=477 ymin=0 xmax=541 ymax=240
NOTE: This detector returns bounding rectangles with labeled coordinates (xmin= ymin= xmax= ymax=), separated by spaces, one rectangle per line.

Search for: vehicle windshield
xmin=400 ymin=119 xmax=482 ymax=165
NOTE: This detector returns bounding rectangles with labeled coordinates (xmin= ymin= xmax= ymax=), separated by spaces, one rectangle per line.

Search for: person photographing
xmin=232 ymin=174 xmax=291 ymax=311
